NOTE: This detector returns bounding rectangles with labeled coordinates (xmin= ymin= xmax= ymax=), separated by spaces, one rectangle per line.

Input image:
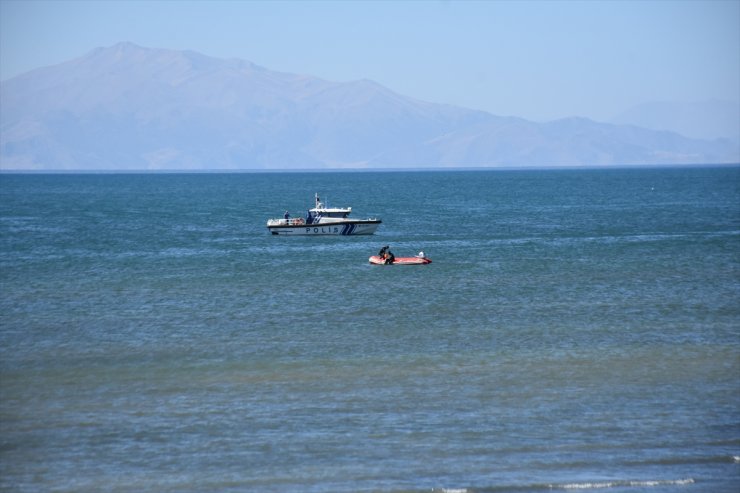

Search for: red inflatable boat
xmin=368 ymin=255 xmax=432 ymax=265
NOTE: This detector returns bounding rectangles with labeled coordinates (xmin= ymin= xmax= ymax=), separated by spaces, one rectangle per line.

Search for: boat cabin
xmin=306 ymin=195 xmax=352 ymax=224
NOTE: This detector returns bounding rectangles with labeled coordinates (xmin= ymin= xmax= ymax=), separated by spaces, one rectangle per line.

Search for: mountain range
xmin=1 ymin=42 xmax=738 ymax=170
xmin=611 ymin=100 xmax=740 ymax=142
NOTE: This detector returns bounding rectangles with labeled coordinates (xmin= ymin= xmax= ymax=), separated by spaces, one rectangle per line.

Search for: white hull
xmin=269 ymin=221 xmax=380 ymax=236
xmin=267 ymin=193 xmax=381 ymax=236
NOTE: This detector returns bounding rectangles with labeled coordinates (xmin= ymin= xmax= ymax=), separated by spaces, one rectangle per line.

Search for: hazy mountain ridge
xmin=611 ymin=100 xmax=740 ymax=142
xmin=1 ymin=42 xmax=737 ymax=170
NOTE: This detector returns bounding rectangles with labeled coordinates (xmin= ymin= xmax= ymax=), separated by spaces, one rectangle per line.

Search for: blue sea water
xmin=1 ymin=167 xmax=739 ymax=493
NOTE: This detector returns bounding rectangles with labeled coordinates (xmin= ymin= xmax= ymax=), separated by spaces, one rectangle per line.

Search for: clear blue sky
xmin=1 ymin=0 xmax=738 ymax=122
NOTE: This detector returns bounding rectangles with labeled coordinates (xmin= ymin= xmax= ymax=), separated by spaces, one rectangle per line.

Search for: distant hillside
xmin=1 ymin=42 xmax=738 ymax=170
xmin=611 ymin=100 xmax=740 ymax=142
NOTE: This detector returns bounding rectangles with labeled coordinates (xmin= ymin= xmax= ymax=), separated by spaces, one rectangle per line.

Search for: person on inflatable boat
xmin=377 ymin=245 xmax=395 ymax=264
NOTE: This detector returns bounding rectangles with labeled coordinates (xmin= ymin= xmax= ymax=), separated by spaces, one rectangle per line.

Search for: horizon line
xmin=2 ymin=163 xmax=738 ymax=174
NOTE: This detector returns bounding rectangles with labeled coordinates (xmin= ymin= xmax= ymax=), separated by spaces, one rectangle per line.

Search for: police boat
xmin=267 ymin=193 xmax=382 ymax=236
